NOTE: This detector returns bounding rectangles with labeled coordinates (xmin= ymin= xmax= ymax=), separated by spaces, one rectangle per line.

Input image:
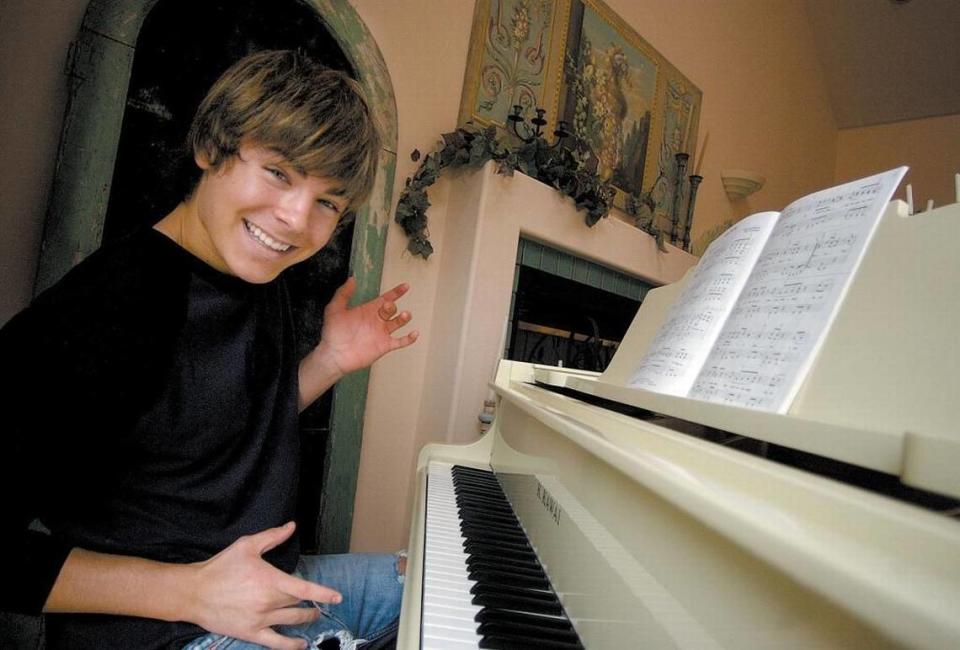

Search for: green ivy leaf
xmin=395 ymin=128 xmax=626 ymax=255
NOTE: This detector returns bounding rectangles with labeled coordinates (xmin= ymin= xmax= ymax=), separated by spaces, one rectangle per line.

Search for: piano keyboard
xmin=422 ymin=462 xmax=584 ymax=649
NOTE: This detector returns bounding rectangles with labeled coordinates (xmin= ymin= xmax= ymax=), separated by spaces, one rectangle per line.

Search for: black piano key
xmin=449 ymin=465 xmax=583 ymax=648
xmin=456 ymin=493 xmax=512 ymax=508
xmin=455 ymin=479 xmax=507 ymax=491
xmin=458 ymin=506 xmax=519 ymax=524
xmin=471 ymin=591 xmax=564 ymax=616
xmin=475 ymin=608 xmax=575 ymax=632
xmin=463 ymin=536 xmax=533 ymax=554
xmin=470 ymin=582 xmax=557 ymax=601
xmin=466 ymin=553 xmax=543 ymax=572
xmin=457 ymin=496 xmax=514 ymax=512
xmin=477 ymin=620 xmax=582 ymax=645
xmin=459 ymin=514 xmax=518 ymax=529
xmin=467 ymin=558 xmax=547 ymax=579
xmin=460 ymin=527 xmax=528 ymax=545
xmin=468 ymin=567 xmax=550 ymax=590
xmin=452 ymin=465 xmax=498 ymax=478
xmin=456 ymin=495 xmax=513 ymax=509
xmin=457 ymin=500 xmax=516 ymax=513
xmin=464 ymin=540 xmax=538 ymax=561
xmin=453 ymin=464 xmax=496 ymax=473
xmin=454 ymin=484 xmax=510 ymax=499
xmin=460 ymin=522 xmax=529 ymax=546
xmin=479 ymin=633 xmax=584 ymax=649
xmin=453 ymin=476 xmax=506 ymax=489
xmin=473 ymin=607 xmax=573 ymax=631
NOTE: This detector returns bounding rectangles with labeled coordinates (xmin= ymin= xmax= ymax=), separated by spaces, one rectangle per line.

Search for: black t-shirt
xmin=0 ymin=228 xmax=301 ymax=648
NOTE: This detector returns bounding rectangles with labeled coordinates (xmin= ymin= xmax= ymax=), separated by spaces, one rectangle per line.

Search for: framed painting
xmin=458 ymin=0 xmax=571 ymax=134
xmin=458 ymin=0 xmax=703 ymax=238
xmin=560 ymin=0 xmax=702 ymax=227
xmin=560 ymin=0 xmax=659 ymax=199
xmin=646 ymin=64 xmax=702 ymax=233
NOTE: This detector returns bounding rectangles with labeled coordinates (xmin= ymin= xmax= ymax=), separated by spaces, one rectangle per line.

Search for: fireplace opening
xmin=506 ymin=238 xmax=656 ymax=372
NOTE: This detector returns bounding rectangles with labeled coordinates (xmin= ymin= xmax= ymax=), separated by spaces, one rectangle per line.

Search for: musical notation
xmin=628 ymin=167 xmax=907 ymax=413
xmin=689 ymin=168 xmax=906 ymax=412
xmin=629 ymin=212 xmax=779 ymax=395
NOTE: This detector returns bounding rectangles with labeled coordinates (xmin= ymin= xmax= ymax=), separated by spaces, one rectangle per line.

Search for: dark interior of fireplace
xmin=506 ymin=239 xmax=654 ymax=372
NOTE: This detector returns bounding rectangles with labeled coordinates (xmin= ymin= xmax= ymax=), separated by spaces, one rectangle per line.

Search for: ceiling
xmin=804 ymin=0 xmax=960 ymax=128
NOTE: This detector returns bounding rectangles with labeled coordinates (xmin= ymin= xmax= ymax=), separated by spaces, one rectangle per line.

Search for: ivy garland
xmin=394 ymin=124 xmax=629 ymax=258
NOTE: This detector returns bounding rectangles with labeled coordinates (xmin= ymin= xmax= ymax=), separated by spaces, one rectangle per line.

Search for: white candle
xmin=926 ymin=199 xmax=934 ymax=212
xmin=683 ymin=112 xmax=695 ymax=153
xmin=906 ymin=184 xmax=914 ymax=214
xmin=694 ymin=131 xmax=709 ymax=176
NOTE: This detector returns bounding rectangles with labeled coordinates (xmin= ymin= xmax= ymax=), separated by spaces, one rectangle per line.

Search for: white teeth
xmin=244 ymin=221 xmax=292 ymax=252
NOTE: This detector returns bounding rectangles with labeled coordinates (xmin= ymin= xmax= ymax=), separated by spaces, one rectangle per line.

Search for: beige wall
xmin=347 ymin=0 xmax=840 ymax=552
xmin=836 ymin=113 xmax=960 ymax=211
xmin=0 ymin=0 xmax=946 ymax=553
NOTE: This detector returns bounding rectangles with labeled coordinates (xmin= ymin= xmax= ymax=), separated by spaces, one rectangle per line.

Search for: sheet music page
xmin=688 ymin=167 xmax=907 ymax=412
xmin=627 ymin=211 xmax=779 ymax=395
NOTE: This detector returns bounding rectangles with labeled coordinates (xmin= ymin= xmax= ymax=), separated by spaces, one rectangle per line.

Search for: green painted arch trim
xmin=37 ymin=0 xmax=398 ymax=554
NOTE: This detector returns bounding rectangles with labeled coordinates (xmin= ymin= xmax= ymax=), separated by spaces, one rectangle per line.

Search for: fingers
xmin=327 ymin=276 xmax=357 ymax=313
xmin=392 ymin=330 xmax=419 ymax=350
xmin=249 ymin=521 xmax=297 ymax=555
xmin=269 ymin=605 xmax=321 ymax=627
xmin=381 ymin=307 xmax=410 ymax=329
xmin=279 ymin=572 xmax=343 ymax=605
xmin=377 ymin=301 xmax=397 ymax=321
xmin=380 ymin=282 xmax=410 ymax=304
xmin=253 ymin=628 xmax=308 ymax=650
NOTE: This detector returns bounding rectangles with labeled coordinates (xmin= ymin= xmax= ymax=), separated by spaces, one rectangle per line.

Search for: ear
xmin=194 ymin=149 xmax=213 ymax=171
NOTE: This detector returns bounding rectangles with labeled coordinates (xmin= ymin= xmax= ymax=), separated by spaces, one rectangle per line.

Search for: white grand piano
xmin=396 ymin=199 xmax=960 ymax=649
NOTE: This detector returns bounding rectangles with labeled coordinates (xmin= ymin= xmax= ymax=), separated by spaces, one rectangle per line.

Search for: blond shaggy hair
xmin=188 ymin=50 xmax=381 ymax=212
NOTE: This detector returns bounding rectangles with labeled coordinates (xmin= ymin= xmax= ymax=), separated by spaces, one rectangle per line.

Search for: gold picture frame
xmin=644 ymin=62 xmax=702 ymax=231
xmin=458 ymin=0 xmax=571 ymax=135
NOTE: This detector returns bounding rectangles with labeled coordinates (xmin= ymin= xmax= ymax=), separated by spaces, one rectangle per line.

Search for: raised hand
xmin=298 ymin=276 xmax=418 ymax=410
xmin=320 ymin=276 xmax=418 ymax=375
xmin=189 ymin=522 xmax=340 ymax=650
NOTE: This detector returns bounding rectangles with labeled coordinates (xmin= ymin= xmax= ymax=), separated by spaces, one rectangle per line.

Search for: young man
xmin=1 ymin=50 xmax=416 ymax=649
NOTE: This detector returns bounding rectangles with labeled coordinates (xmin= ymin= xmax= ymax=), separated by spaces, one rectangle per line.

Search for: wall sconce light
xmin=721 ymin=169 xmax=765 ymax=200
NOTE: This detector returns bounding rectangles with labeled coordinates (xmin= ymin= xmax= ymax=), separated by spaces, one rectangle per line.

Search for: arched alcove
xmin=36 ymin=0 xmax=398 ymax=554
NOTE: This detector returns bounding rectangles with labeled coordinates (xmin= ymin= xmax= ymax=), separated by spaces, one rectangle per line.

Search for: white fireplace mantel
xmin=414 ymin=162 xmax=698 ymax=448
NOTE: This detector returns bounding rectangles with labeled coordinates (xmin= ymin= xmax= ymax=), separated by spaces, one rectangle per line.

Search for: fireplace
xmin=411 ymin=162 xmax=697 ymax=446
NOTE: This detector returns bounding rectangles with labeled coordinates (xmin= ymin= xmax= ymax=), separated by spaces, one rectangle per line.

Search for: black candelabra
xmin=683 ymin=173 xmax=703 ymax=252
xmin=507 ymin=104 xmax=570 ymax=147
xmin=668 ymin=152 xmax=704 ymax=252
xmin=670 ymin=152 xmax=689 ymax=246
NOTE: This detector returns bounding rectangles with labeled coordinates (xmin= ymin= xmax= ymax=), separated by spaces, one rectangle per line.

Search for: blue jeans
xmin=182 ymin=553 xmax=403 ymax=649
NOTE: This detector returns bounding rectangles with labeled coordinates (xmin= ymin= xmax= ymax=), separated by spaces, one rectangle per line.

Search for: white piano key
xmin=423 ymin=463 xmax=483 ymax=647
xmin=421 ymin=461 xmax=584 ymax=649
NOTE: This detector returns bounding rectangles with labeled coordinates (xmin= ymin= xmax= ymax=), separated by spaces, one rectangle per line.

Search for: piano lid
xmin=548 ymin=200 xmax=960 ymax=499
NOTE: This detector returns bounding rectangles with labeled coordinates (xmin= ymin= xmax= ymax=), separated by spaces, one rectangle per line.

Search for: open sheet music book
xmin=628 ymin=167 xmax=907 ymax=413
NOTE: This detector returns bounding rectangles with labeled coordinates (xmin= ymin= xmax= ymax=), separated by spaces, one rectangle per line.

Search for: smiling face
xmin=171 ymin=144 xmax=348 ymax=284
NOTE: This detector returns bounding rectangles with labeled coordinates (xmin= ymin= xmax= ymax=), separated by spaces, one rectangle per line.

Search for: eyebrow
xmin=265 ymin=149 xmax=350 ymax=201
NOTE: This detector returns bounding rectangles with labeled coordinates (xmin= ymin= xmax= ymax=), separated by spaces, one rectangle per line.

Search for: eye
xmin=266 ymin=166 xmax=289 ymax=183
xmin=317 ymin=198 xmax=342 ymax=215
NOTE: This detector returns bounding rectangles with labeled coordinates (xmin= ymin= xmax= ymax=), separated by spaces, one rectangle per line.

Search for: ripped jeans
xmin=182 ymin=553 xmax=404 ymax=650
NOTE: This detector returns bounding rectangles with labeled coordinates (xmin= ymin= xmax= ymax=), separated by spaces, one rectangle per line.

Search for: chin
xmin=241 ymin=269 xmax=283 ymax=284
xmin=226 ymin=260 xmax=284 ymax=284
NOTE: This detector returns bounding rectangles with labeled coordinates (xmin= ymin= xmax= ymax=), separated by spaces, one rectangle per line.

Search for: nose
xmin=275 ymin=189 xmax=313 ymax=230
